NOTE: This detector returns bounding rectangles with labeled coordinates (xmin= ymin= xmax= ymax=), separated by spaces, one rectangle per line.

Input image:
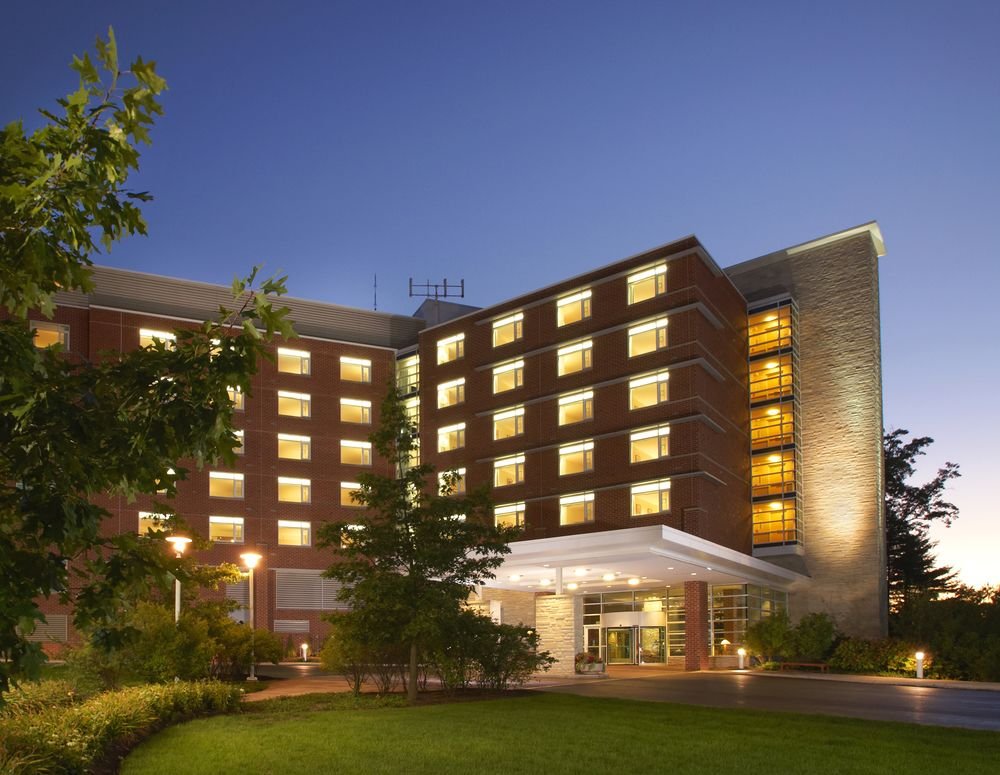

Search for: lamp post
xmin=241 ymin=551 xmax=262 ymax=681
xmin=165 ymin=535 xmax=192 ymax=623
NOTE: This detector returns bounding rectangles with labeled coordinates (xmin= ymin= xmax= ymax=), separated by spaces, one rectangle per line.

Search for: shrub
xmin=429 ymin=609 xmax=495 ymax=691
xmin=476 ymin=623 xmax=555 ymax=690
xmin=0 ymin=679 xmax=80 ymax=718
xmin=789 ymin=612 xmax=838 ymax=661
xmin=320 ymin=618 xmax=371 ymax=696
xmin=745 ymin=611 xmax=792 ymax=662
xmin=828 ymin=637 xmax=919 ymax=674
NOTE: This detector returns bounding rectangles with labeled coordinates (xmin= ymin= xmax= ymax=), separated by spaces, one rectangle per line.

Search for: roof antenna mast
xmin=408 ymin=278 xmax=465 ymax=326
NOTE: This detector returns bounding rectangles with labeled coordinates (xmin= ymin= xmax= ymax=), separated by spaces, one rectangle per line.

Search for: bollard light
xmin=915 ymin=651 xmax=925 ymax=679
xmin=737 ymin=647 xmax=746 ymax=670
xmin=301 ymin=642 xmax=310 ymax=662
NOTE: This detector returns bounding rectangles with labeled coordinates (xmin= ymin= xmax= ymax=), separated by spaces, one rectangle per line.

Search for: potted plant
xmin=574 ymin=652 xmax=605 ymax=674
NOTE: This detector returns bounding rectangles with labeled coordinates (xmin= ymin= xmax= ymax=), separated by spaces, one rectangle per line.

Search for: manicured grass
xmin=122 ymin=692 xmax=1000 ymax=775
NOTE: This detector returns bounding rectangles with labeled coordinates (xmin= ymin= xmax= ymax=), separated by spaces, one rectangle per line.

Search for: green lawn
xmin=122 ymin=692 xmax=1000 ymax=775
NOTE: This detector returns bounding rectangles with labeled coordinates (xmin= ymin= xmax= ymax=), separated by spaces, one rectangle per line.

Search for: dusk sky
xmin=4 ymin=1 xmax=997 ymax=586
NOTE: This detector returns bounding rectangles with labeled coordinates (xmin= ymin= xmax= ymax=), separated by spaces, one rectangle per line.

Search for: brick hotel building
xmin=28 ymin=222 xmax=886 ymax=671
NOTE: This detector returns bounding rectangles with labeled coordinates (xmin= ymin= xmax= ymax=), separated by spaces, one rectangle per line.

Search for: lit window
xmin=494 ymin=455 xmax=525 ymax=487
xmin=438 ymin=422 xmax=466 ymax=452
xmin=492 ymin=360 xmax=524 ymax=394
xmin=630 ymin=425 xmax=670 ymax=463
xmin=630 ymin=479 xmax=671 ymax=516
xmin=156 ymin=467 xmax=175 ymax=495
xmin=558 ymin=390 xmax=593 ymax=425
xmin=277 ymin=347 xmax=311 ymax=375
xmin=557 ymin=340 xmax=593 ymax=376
xmin=439 ymin=468 xmax=466 ymax=495
xmin=233 ymin=429 xmax=245 ymax=455
xmin=340 ymin=440 xmax=372 ymax=466
xmin=495 ymin=502 xmax=525 ymax=529
xmin=340 ymin=356 xmax=372 ymax=383
xmin=209 ymin=471 xmax=244 ymax=499
xmin=277 ymin=433 xmax=311 ymax=460
xmin=748 ymin=306 xmax=792 ymax=356
xmin=228 ymin=386 xmax=245 ymax=411
xmin=139 ymin=328 xmax=176 ymax=349
xmin=209 ymin=515 xmax=244 ymax=543
xmin=493 ymin=406 xmax=525 ymax=440
xmin=559 ymin=441 xmax=594 ymax=476
xmin=749 ymin=354 xmax=793 ymax=403
xmin=628 ymin=318 xmax=668 ymax=357
xmin=753 ymin=499 xmax=797 ymax=545
xmin=750 ymin=403 xmax=794 ymax=450
xmin=752 ymin=450 xmax=796 ymax=498
xmin=557 ymin=290 xmax=592 ymax=327
xmin=437 ymin=333 xmax=465 ymax=364
xmin=340 ymin=481 xmax=362 ymax=507
xmin=340 ymin=398 xmax=371 ymax=424
xmin=278 ymin=519 xmax=311 ymax=546
xmin=397 ymin=355 xmax=420 ymax=394
xmin=629 ymin=370 xmax=669 ymax=410
xmin=437 ymin=377 xmax=466 ymax=408
xmin=277 ymin=390 xmax=311 ymax=418
xmin=277 ymin=476 xmax=311 ymax=503
xmin=492 ymin=312 xmax=524 ymax=347
xmin=30 ymin=321 xmax=69 ymax=349
xmin=627 ymin=262 xmax=667 ymax=304
xmin=560 ymin=492 xmax=594 ymax=525
xmin=138 ymin=511 xmax=168 ymax=535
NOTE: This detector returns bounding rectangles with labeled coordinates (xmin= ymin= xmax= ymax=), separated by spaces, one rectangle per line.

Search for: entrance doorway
xmin=603 ymin=626 xmax=666 ymax=665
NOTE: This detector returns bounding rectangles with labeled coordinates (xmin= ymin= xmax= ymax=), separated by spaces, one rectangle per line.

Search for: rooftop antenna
xmin=408 ymin=278 xmax=465 ymax=326
xmin=373 ymin=274 xmax=377 ymax=311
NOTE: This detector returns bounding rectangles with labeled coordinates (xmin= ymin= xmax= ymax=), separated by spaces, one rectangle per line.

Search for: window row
xmin=229 ymin=391 xmax=372 ymax=423
xmin=139 ymin=512 xmax=313 ymax=546
xmin=494 ymin=477 xmax=671 ymax=528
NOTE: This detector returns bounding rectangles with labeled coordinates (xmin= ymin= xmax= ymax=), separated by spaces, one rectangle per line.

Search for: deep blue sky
xmin=4 ymin=1 xmax=998 ymax=586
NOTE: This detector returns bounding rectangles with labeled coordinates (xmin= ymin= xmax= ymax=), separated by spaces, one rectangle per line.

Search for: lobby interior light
xmin=509 ymin=574 xmax=521 ymax=581
xmin=627 ymin=578 xmax=640 ymax=586
xmin=602 ymin=573 xmax=615 ymax=581
xmin=574 ymin=568 xmax=587 ymax=576
xmin=567 ymin=582 xmax=579 ymax=590
xmin=540 ymin=578 xmax=551 ymax=585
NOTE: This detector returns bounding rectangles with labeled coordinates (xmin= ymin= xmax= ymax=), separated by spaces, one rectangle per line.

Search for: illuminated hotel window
xmin=227 ymin=386 xmax=245 ymax=411
xmin=560 ymin=492 xmax=595 ymax=525
xmin=558 ymin=389 xmax=594 ymax=425
xmin=209 ymin=471 xmax=244 ymax=498
xmin=752 ymin=450 xmax=796 ymax=497
xmin=439 ymin=468 xmax=466 ymax=495
xmin=277 ymin=433 xmax=311 ymax=460
xmin=340 ymin=356 xmax=372 ymax=383
xmin=340 ymin=398 xmax=371 ymax=425
xmin=138 ymin=511 xmax=168 ymax=535
xmin=277 ymin=476 xmax=311 ymax=503
xmin=492 ymin=312 xmax=524 ymax=347
xmin=209 ymin=515 xmax=244 ymax=543
xmin=494 ymin=455 xmax=525 ymax=487
xmin=627 ymin=263 xmax=666 ymax=305
xmin=557 ymin=340 xmax=593 ymax=376
xmin=559 ymin=441 xmax=594 ymax=476
xmin=139 ymin=328 xmax=176 ymax=349
xmin=278 ymin=519 xmax=311 ymax=546
xmin=277 ymin=390 xmax=311 ymax=418
xmin=493 ymin=406 xmax=525 ymax=440
xmin=492 ymin=360 xmax=524 ymax=394
xmin=437 ymin=333 xmax=465 ymax=364
xmin=748 ymin=307 xmax=792 ymax=356
xmin=437 ymin=377 xmax=466 ymax=408
xmin=397 ymin=355 xmax=420 ymax=394
xmin=750 ymin=403 xmax=794 ymax=450
xmin=749 ymin=354 xmax=793 ymax=403
xmin=233 ymin=429 xmax=244 ymax=455
xmin=495 ymin=502 xmax=526 ymax=529
xmin=340 ymin=481 xmax=362 ymax=507
xmin=30 ymin=321 xmax=69 ymax=349
xmin=557 ymin=289 xmax=592 ymax=327
xmin=438 ymin=422 xmax=466 ymax=452
xmin=631 ymin=479 xmax=671 ymax=516
xmin=628 ymin=317 xmax=668 ymax=357
xmin=629 ymin=370 xmax=669 ymax=409
xmin=753 ymin=499 xmax=797 ymax=545
xmin=340 ymin=440 xmax=372 ymax=466
xmin=630 ymin=424 xmax=670 ymax=463
xmin=277 ymin=347 xmax=311 ymax=375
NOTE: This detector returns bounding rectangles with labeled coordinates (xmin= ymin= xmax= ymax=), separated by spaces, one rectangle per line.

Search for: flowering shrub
xmin=574 ymin=652 xmax=604 ymax=671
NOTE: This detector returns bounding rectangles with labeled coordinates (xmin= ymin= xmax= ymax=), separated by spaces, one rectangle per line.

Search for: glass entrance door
xmin=606 ymin=627 xmax=634 ymax=664
xmin=639 ymin=626 xmax=665 ymax=664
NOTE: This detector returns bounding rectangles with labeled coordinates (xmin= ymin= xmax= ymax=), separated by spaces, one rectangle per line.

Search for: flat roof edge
xmin=726 ymin=221 xmax=885 ymax=276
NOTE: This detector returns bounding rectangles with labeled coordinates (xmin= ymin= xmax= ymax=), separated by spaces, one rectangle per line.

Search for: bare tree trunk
xmin=408 ymin=640 xmax=419 ymax=703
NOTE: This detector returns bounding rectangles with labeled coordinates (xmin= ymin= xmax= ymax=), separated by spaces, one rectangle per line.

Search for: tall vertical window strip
xmin=493 ymin=406 xmax=525 ymax=439
xmin=556 ymin=289 xmax=592 ymax=326
xmin=493 ymin=455 xmax=525 ymax=487
xmin=627 ymin=263 xmax=667 ymax=304
xmin=340 ymin=356 xmax=372 ymax=383
xmin=437 ymin=333 xmax=465 ymax=364
xmin=139 ymin=328 xmax=176 ymax=349
xmin=628 ymin=370 xmax=669 ymax=409
xmin=209 ymin=516 xmax=244 ymax=543
xmin=396 ymin=355 xmax=419 ymax=394
xmin=753 ymin=500 xmax=797 ymax=545
xmin=748 ymin=306 xmax=793 ymax=355
xmin=277 ymin=433 xmax=311 ymax=460
xmin=277 ymin=347 xmax=311 ymax=375
xmin=751 ymin=450 xmax=796 ymax=497
xmin=438 ymin=422 xmax=466 ymax=452
xmin=495 ymin=502 xmax=525 ymax=529
xmin=209 ymin=471 xmax=244 ymax=498
xmin=30 ymin=321 xmax=69 ymax=348
xmin=437 ymin=377 xmax=466 ymax=408
xmin=749 ymin=354 xmax=793 ymax=403
xmin=492 ymin=312 xmax=523 ymax=347
xmin=630 ymin=425 xmax=670 ymax=463
xmin=558 ymin=441 xmax=594 ymax=475
xmin=492 ymin=361 xmax=524 ymax=394
xmin=630 ymin=479 xmax=670 ymax=516
xmin=628 ymin=317 xmax=668 ymax=357
xmin=277 ymin=476 xmax=311 ymax=503
xmin=558 ymin=390 xmax=594 ymax=425
xmin=277 ymin=390 xmax=311 ymax=417
xmin=557 ymin=340 xmax=593 ymax=376
xmin=278 ymin=520 xmax=311 ymax=546
xmin=750 ymin=404 xmax=794 ymax=450
xmin=340 ymin=440 xmax=372 ymax=466
xmin=227 ymin=386 xmax=245 ymax=411
xmin=340 ymin=398 xmax=371 ymax=424
xmin=559 ymin=492 xmax=595 ymax=525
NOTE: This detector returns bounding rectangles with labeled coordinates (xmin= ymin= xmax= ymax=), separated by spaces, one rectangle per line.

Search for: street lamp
xmin=240 ymin=551 xmax=263 ymax=681
xmin=165 ymin=535 xmax=192 ymax=623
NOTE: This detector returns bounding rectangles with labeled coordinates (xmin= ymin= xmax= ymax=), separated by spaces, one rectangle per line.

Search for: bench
xmin=780 ymin=662 xmax=829 ymax=673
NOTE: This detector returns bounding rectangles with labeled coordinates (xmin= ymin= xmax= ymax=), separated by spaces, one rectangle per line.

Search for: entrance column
xmin=684 ymin=580 xmax=709 ymax=671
